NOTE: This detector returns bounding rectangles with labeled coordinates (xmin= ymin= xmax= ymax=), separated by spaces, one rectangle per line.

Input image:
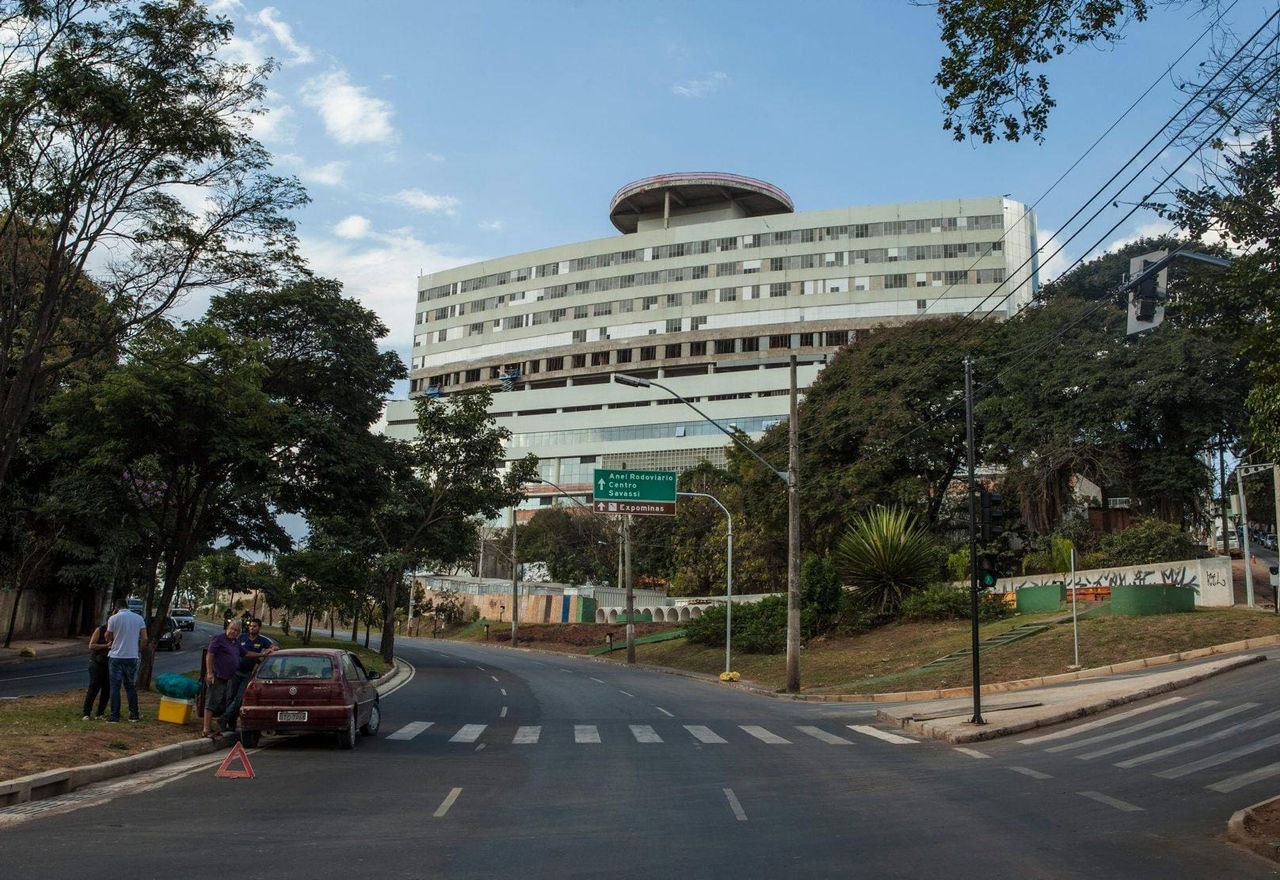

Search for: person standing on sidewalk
xmin=104 ymin=597 xmax=148 ymax=723
xmin=202 ymin=619 xmax=245 ymax=740
xmin=81 ymin=618 xmax=111 ymax=720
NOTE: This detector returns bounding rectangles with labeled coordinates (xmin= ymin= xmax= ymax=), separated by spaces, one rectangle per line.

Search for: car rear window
xmin=258 ymin=656 xmax=333 ymax=679
xmin=173 ymin=609 xmax=191 ymax=615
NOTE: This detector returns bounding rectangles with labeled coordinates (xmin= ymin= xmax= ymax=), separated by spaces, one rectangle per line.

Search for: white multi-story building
xmin=384 ymin=173 xmax=1038 ymax=507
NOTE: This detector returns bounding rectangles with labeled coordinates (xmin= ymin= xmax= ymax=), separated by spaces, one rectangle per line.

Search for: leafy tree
xmin=0 ymin=0 xmax=306 ymax=496
xmin=323 ymin=390 xmax=538 ymax=664
xmin=833 ymin=506 xmax=946 ymax=617
xmin=932 ymin=0 xmax=1154 ymax=142
xmin=519 ymin=507 xmax=616 ymax=585
xmin=800 ymin=554 xmax=843 ymax=637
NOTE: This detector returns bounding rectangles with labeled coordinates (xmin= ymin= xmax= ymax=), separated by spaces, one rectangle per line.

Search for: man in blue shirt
xmin=220 ymin=617 xmax=277 ymax=734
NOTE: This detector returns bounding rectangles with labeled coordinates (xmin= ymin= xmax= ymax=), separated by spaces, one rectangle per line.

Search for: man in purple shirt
xmin=202 ymin=619 xmax=245 ymax=739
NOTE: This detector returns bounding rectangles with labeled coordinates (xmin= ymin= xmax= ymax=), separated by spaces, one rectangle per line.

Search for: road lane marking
xmin=1018 ymin=697 xmax=1184 ymax=744
xmin=1045 ymin=701 xmax=1218 ymax=753
xmin=656 ymin=706 xmax=674 ymax=717
xmin=513 ymin=726 xmax=541 ymax=744
xmin=796 ymin=726 xmax=852 ymax=745
xmin=1208 ymin=760 xmax=1280 ymax=793
xmin=491 ymin=675 xmax=499 ymax=682
xmin=500 ymin=688 xmax=507 ymax=696
xmin=434 ymin=787 xmax=462 ymax=818
xmin=500 ymin=706 xmax=508 ymax=718
xmin=848 ymin=725 xmax=918 ymax=744
xmin=589 ymin=677 xmax=606 ymax=684
xmin=451 ymin=724 xmax=487 ymax=743
xmin=741 ymin=725 xmax=790 ymax=744
xmin=619 ymin=690 xmax=634 ymax=697
xmin=954 ymin=747 xmax=989 ymax=759
xmin=387 ymin=721 xmax=433 ymax=741
xmin=1157 ymin=730 xmax=1280 ymax=779
xmin=1078 ymin=791 xmax=1143 ymax=812
xmin=723 ymin=788 xmax=748 ymax=821
xmin=1009 ymin=766 xmax=1052 ymax=780
xmin=686 ymin=725 xmax=727 ymax=744
xmin=575 ymin=725 xmax=601 ymax=744
xmin=1075 ymin=703 xmax=1258 ymax=761
xmin=631 ymin=724 xmax=663 ymax=743
xmin=1116 ymin=707 xmax=1280 ymax=768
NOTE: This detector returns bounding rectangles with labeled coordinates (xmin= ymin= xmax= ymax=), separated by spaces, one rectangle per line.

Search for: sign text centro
xmin=593 ymin=468 xmax=677 ymax=516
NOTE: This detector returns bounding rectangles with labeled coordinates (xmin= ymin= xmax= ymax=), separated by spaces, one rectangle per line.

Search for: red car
xmin=237 ymin=648 xmax=382 ymax=749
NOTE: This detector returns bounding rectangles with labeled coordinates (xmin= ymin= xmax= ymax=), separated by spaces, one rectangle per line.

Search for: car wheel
xmin=240 ymin=730 xmax=260 ymax=748
xmin=338 ymin=708 xmax=356 ymax=750
xmin=360 ymin=700 xmax=381 ymax=736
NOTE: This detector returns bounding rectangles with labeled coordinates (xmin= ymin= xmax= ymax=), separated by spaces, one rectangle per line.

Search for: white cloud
xmin=300 ymin=70 xmax=395 ymax=145
xmin=334 ymin=215 xmax=372 ymax=239
xmin=252 ymin=7 xmax=313 ymax=65
xmin=1103 ymin=219 xmax=1178 ymax=255
xmin=391 ymin=189 xmax=460 ymax=215
xmin=672 ymin=71 xmax=729 ymax=99
xmin=251 ymin=99 xmax=295 ymax=145
xmin=478 ymin=220 xmax=504 ymax=232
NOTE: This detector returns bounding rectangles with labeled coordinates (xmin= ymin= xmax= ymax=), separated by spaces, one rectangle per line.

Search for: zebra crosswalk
xmin=383 ymin=720 xmax=918 ymax=748
xmin=1006 ymin=695 xmax=1280 ymax=796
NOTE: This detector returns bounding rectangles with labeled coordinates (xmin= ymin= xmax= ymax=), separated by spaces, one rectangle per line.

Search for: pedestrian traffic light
xmin=977 ymin=552 xmax=1001 ymax=590
xmin=979 ymin=488 xmax=1004 ymax=542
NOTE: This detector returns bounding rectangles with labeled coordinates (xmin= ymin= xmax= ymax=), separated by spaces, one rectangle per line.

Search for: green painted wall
xmin=1016 ymin=583 xmax=1066 ymax=613
xmin=1111 ymin=584 xmax=1196 ymax=615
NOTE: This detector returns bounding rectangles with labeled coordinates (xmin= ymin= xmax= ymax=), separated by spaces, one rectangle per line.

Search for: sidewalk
xmin=0 ymin=635 xmax=85 ymax=665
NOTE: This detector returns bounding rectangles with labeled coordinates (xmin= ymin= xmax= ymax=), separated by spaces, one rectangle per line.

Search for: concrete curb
xmin=1227 ymin=795 xmax=1280 ymax=863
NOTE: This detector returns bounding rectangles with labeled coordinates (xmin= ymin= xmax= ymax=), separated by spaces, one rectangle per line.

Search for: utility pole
xmin=510 ymin=507 xmax=519 ymax=647
xmin=786 ymin=355 xmax=801 ymax=693
xmin=965 ymin=356 xmax=984 ymax=725
xmin=624 ymin=514 xmax=635 ymax=663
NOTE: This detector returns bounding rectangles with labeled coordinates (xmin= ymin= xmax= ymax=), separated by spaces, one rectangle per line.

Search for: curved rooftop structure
xmin=608 ymin=172 xmax=794 ymax=234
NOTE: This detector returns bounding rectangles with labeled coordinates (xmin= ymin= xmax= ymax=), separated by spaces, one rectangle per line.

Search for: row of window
xmin=417 ymin=331 xmax=858 ymax=392
xmin=420 ymin=214 xmax=1007 ymax=301
xmin=418 ymin=268 xmax=1007 ymax=334
xmin=507 ymin=414 xmax=788 ymax=450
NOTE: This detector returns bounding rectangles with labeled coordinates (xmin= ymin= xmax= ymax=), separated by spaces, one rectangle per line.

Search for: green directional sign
xmin=593 ymin=468 xmax=677 ymax=516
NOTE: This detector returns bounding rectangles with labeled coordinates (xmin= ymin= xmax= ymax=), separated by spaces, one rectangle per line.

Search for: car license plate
xmin=277 ymin=710 xmax=307 ymax=722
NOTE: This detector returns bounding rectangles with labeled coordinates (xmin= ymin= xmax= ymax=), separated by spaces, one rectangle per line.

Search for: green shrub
xmin=1021 ymin=550 xmax=1054 ymax=575
xmin=684 ymin=595 xmax=788 ymax=654
xmin=1099 ymin=517 xmax=1196 ymax=566
xmin=899 ymin=586 xmax=1013 ymax=622
xmin=946 ymin=548 xmax=970 ymax=582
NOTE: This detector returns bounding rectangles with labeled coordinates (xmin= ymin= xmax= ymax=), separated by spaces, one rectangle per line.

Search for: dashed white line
xmin=589 ymin=677 xmax=606 ymax=684
xmin=954 ymin=747 xmax=989 ymax=759
xmin=656 ymin=706 xmax=674 ymax=717
xmin=500 ymin=688 xmax=507 ymax=696
xmin=434 ymin=787 xmax=462 ymax=818
xmin=1078 ymin=791 xmax=1143 ymax=812
xmin=490 ymin=675 xmax=500 ymax=682
xmin=723 ymin=788 xmax=748 ymax=821
xmin=619 ymin=690 xmax=634 ymax=697
xmin=499 ymin=706 xmax=508 ymax=718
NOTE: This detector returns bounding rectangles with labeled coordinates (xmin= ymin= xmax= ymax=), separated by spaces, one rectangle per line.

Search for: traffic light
xmin=1126 ymin=251 xmax=1168 ymax=334
xmin=977 ymin=552 xmax=1001 ymax=590
xmin=979 ymin=488 xmax=1004 ymax=542
xmin=1133 ymin=272 xmax=1159 ymax=321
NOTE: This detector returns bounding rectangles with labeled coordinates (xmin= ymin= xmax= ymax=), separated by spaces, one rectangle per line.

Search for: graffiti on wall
xmin=1020 ymin=565 xmax=1201 ymax=595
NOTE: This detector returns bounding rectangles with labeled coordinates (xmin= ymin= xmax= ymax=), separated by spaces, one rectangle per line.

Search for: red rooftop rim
xmin=608 ymin=172 xmax=794 ymax=234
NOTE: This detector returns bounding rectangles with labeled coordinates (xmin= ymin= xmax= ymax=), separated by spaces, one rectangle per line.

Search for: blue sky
xmin=203 ymin=1 xmax=1276 ymax=396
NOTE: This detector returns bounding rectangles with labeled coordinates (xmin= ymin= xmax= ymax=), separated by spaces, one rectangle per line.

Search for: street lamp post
xmin=615 ymin=366 xmax=801 ymax=691
xmin=678 ymin=491 xmax=733 ymax=677
xmin=1237 ymin=462 xmax=1278 ymax=609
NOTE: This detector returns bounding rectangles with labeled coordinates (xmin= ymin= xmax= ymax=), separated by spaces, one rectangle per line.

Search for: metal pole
xmin=679 ymin=491 xmax=733 ymax=676
xmin=624 ymin=514 xmax=635 ymax=663
xmin=965 ymin=356 xmax=984 ymax=725
xmin=510 ymin=507 xmax=519 ymax=646
xmin=786 ymin=354 xmax=801 ymax=693
xmin=1239 ymin=468 xmax=1254 ymax=607
xmin=1070 ymin=547 xmax=1080 ymax=669
xmin=1274 ymin=464 xmax=1280 ymax=614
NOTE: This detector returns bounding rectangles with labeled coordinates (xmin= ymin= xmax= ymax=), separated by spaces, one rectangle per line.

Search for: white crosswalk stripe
xmin=387 ymin=721 xmax=432 ymax=741
xmin=513 ymin=725 xmax=541 ymax=744
xmin=685 ymin=725 xmax=728 ymax=744
xmin=1044 ymin=701 xmax=1218 ymax=753
xmin=741 ymin=725 xmax=790 ymax=744
xmin=1073 ymin=703 xmax=1257 ymax=761
xmin=575 ymin=724 xmax=601 ymax=744
xmin=631 ymin=724 xmax=663 ymax=743
xmin=796 ymin=725 xmax=852 ymax=745
xmin=848 ymin=725 xmax=918 ymax=744
xmin=451 ymin=724 xmax=487 ymax=743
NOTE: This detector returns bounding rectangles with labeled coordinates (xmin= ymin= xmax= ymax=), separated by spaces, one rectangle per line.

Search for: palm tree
xmin=834 ymin=506 xmax=943 ymax=616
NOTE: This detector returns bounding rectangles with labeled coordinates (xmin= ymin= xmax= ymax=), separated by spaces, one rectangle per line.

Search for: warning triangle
xmin=216 ymin=741 xmax=256 ymax=779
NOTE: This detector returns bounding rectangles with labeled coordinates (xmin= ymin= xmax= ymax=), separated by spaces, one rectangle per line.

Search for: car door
xmin=341 ymin=653 xmax=376 ymax=726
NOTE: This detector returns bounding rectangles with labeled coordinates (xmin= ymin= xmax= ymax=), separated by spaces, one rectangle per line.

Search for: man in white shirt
xmin=105 ymin=597 xmax=148 ymax=723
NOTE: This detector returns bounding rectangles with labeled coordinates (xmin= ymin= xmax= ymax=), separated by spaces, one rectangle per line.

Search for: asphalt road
xmin=3 ymin=635 xmax=1280 ymax=878
xmin=0 ymin=622 xmax=218 ymax=700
